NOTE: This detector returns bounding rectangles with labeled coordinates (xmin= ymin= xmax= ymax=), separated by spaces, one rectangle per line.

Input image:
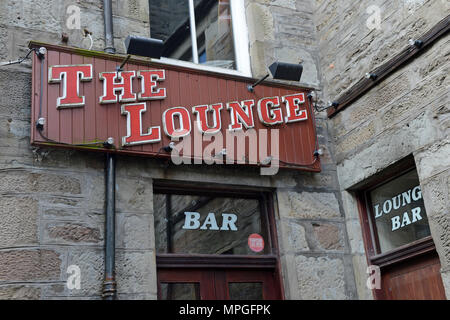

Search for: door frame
xmin=153 ymin=181 xmax=285 ymax=300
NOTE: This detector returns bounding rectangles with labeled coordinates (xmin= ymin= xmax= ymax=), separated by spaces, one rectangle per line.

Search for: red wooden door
xmin=157 ymin=268 xmax=282 ymax=300
xmin=380 ymin=251 xmax=446 ymax=300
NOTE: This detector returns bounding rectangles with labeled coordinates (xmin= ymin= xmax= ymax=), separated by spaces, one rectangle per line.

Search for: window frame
xmin=150 ymin=0 xmax=252 ymax=77
xmin=355 ymin=160 xmax=436 ymax=269
xmin=153 ymin=182 xmax=280 ymax=269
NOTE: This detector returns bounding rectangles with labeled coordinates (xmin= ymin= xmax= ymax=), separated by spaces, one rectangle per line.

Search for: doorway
xmin=153 ymin=183 xmax=284 ymax=300
xmin=356 ymin=160 xmax=446 ymax=300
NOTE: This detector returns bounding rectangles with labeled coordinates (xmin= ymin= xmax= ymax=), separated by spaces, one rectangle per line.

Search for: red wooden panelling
xmin=30 ymin=42 xmax=320 ymax=172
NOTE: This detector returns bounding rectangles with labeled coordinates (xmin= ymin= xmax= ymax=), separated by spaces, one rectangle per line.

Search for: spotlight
xmin=125 ymin=36 xmax=164 ymax=59
xmin=248 ymin=61 xmax=303 ymax=92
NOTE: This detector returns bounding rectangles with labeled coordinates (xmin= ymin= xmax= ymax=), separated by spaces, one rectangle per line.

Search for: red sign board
xmin=29 ymin=42 xmax=320 ymax=172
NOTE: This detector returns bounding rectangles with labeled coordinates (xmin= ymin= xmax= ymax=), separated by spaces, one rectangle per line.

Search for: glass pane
xmin=229 ymin=283 xmax=263 ymax=300
xmin=149 ymin=0 xmax=193 ymax=62
xmin=369 ymin=170 xmax=431 ymax=253
xmin=160 ymin=283 xmax=200 ymax=300
xmin=195 ymin=0 xmax=236 ymax=69
xmin=154 ymin=194 xmax=269 ymax=255
xmin=149 ymin=0 xmax=236 ymax=69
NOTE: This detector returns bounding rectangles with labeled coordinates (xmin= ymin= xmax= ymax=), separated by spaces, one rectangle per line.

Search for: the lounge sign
xmin=49 ymin=65 xmax=307 ymax=145
xmin=30 ymin=42 xmax=320 ymax=172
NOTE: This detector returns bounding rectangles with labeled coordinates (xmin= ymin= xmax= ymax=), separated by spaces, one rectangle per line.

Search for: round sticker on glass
xmin=248 ymin=234 xmax=265 ymax=253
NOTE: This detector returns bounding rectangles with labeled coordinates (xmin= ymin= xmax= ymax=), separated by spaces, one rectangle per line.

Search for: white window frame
xmin=154 ymin=0 xmax=252 ymax=77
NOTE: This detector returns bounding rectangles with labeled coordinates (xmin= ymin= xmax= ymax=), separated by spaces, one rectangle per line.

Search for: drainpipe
xmin=103 ymin=0 xmax=115 ymax=54
xmin=103 ymin=153 xmax=117 ymax=300
xmin=102 ymin=0 xmax=117 ymax=300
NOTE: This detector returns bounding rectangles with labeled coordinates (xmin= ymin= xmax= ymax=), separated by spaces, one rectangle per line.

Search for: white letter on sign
xmin=183 ymin=212 xmax=201 ymax=230
xmin=201 ymin=213 xmax=220 ymax=230
xmin=221 ymin=214 xmax=238 ymax=231
xmin=391 ymin=216 xmax=401 ymax=231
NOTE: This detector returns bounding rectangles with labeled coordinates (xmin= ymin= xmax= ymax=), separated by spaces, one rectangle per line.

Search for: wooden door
xmin=157 ymin=268 xmax=282 ymax=300
xmin=380 ymin=251 xmax=446 ymax=300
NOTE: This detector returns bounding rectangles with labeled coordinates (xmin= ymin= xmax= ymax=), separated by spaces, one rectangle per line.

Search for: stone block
xmin=0 ymin=249 xmax=62 ymax=282
xmin=351 ymin=254 xmax=373 ymax=300
xmin=0 ymin=285 xmax=42 ymax=300
xmin=312 ymin=223 xmax=344 ymax=251
xmin=428 ymin=211 xmax=450 ymax=272
xmin=116 ymin=176 xmax=153 ymax=213
xmin=415 ymin=139 xmax=450 ymax=181
xmin=67 ymin=248 xmax=104 ymax=297
xmin=0 ymin=170 xmax=82 ymax=195
xmin=246 ymin=3 xmax=274 ymax=43
xmin=421 ymin=171 xmax=449 ymax=218
xmin=45 ymin=222 xmax=102 ymax=245
xmin=117 ymin=213 xmax=154 ymax=250
xmin=295 ymin=255 xmax=348 ymax=300
xmin=116 ymin=250 xmax=157 ymax=295
xmin=335 ymin=122 xmax=376 ymax=156
xmin=278 ymin=219 xmax=309 ymax=254
xmin=0 ymin=196 xmax=38 ymax=248
xmin=0 ymin=70 xmax=32 ymax=120
xmin=278 ymin=190 xmax=341 ymax=219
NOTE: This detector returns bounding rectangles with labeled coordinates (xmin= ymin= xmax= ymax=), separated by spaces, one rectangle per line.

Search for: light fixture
xmin=261 ymin=156 xmax=273 ymax=165
xmin=365 ymin=72 xmax=378 ymax=80
xmin=162 ymin=142 xmax=176 ymax=153
xmin=36 ymin=47 xmax=47 ymax=60
xmin=116 ymin=55 xmax=131 ymax=73
xmin=36 ymin=117 xmax=45 ymax=130
xmin=124 ymin=35 xmax=164 ymax=59
xmin=328 ymin=101 xmax=339 ymax=108
xmin=248 ymin=61 xmax=303 ymax=92
xmin=214 ymin=149 xmax=227 ymax=158
xmin=314 ymin=149 xmax=324 ymax=157
xmin=0 ymin=47 xmax=45 ymax=67
xmin=409 ymin=39 xmax=423 ymax=48
xmin=103 ymin=137 xmax=115 ymax=148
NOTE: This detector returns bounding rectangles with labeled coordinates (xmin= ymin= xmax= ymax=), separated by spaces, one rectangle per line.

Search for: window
xmin=149 ymin=0 xmax=251 ymax=76
xmin=368 ymin=169 xmax=431 ymax=253
xmin=153 ymin=193 xmax=271 ymax=255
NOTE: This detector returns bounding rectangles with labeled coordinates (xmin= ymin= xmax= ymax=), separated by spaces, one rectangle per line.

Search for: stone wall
xmin=0 ymin=0 xmax=154 ymax=300
xmin=312 ymin=0 xmax=450 ymax=298
xmin=0 ymin=0 xmax=357 ymax=300
xmin=245 ymin=0 xmax=321 ymax=87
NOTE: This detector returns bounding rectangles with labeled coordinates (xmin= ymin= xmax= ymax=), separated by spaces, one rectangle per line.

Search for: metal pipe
xmin=102 ymin=153 xmax=117 ymax=300
xmin=103 ymin=0 xmax=115 ymax=54
xmin=188 ymin=0 xmax=199 ymax=64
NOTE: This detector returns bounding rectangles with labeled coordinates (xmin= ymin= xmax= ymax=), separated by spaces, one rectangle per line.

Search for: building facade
xmin=0 ymin=0 xmax=448 ymax=300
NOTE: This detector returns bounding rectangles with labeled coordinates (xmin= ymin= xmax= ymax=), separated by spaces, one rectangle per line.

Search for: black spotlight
xmin=248 ymin=61 xmax=303 ymax=92
xmin=124 ymin=36 xmax=164 ymax=59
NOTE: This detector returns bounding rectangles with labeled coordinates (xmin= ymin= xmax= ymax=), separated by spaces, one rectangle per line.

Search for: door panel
xmin=224 ymin=270 xmax=281 ymax=300
xmin=381 ymin=252 xmax=446 ymax=300
xmin=157 ymin=268 xmax=281 ymax=300
xmin=158 ymin=269 xmax=215 ymax=300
